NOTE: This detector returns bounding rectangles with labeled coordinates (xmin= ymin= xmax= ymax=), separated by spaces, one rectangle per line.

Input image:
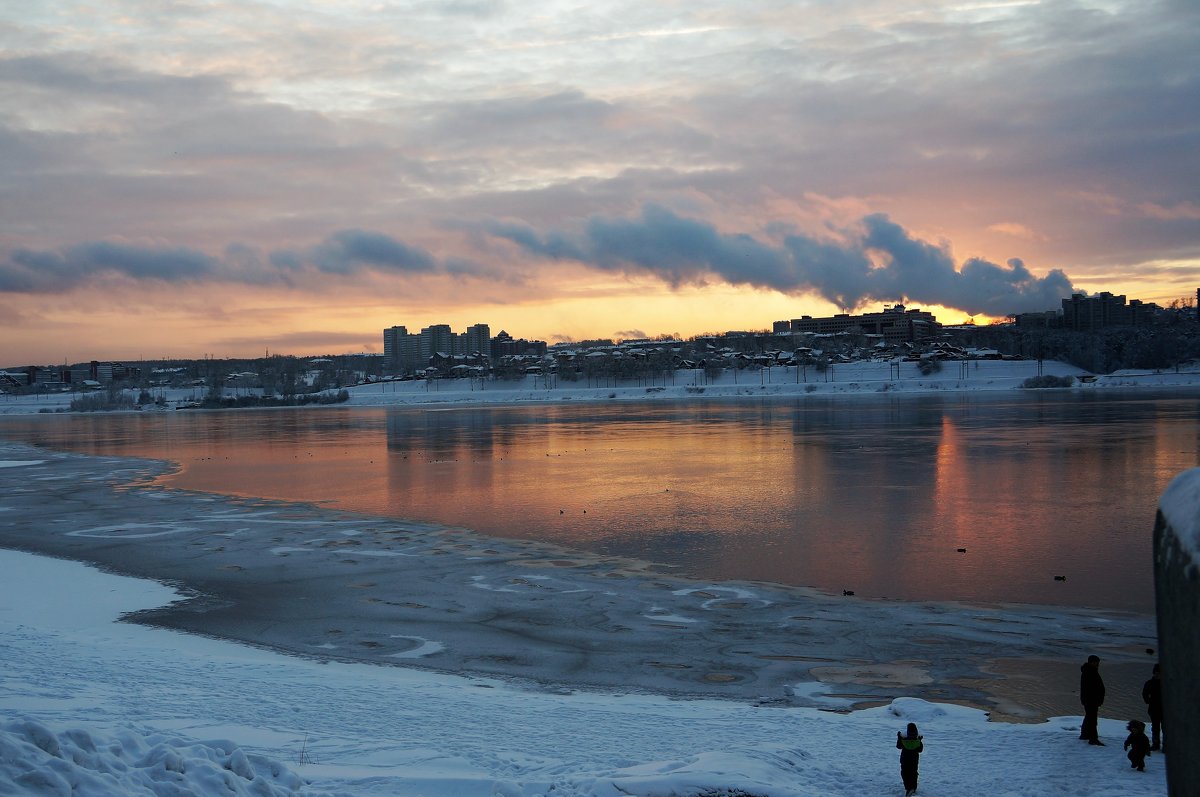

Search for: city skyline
xmin=8 ymin=285 xmax=1177 ymax=374
xmin=2 ymin=1 xmax=1198 ymax=364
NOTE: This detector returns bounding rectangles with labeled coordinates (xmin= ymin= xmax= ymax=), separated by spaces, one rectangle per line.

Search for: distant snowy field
xmin=4 ymin=359 xmax=1200 ymax=416
xmin=329 ymin=360 xmax=1200 ymax=410
xmin=0 ymin=544 xmax=1168 ymax=796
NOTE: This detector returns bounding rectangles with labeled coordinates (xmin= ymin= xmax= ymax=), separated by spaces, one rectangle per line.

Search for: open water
xmin=3 ymin=389 xmax=1196 ymax=611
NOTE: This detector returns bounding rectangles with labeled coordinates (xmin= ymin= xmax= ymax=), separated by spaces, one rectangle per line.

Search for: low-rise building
xmin=774 ymin=305 xmax=940 ymax=343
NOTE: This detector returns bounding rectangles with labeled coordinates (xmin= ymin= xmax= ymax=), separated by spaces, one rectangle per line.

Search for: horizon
xmin=2 ymin=1 xmax=1197 ymax=364
xmin=0 ymin=291 xmax=1173 ymax=369
xmin=0 ymin=304 xmax=1002 ymax=370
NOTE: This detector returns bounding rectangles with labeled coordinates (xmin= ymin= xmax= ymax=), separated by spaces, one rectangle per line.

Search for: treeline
xmin=193 ymin=390 xmax=351 ymax=409
xmin=64 ymin=389 xmax=351 ymax=413
xmin=950 ymin=324 xmax=1200 ymax=374
xmin=68 ymin=392 xmax=136 ymax=412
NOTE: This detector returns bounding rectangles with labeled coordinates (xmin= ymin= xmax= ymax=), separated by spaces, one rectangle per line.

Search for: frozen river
xmin=3 ymin=389 xmax=1195 ymax=611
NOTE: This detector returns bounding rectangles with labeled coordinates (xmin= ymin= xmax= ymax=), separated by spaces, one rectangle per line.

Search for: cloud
xmin=583 ymin=206 xmax=790 ymax=289
xmin=858 ymin=215 xmax=1074 ymax=316
xmin=423 ymin=0 xmax=506 ymax=18
xmin=0 ymin=243 xmax=218 ymax=292
xmin=1 ymin=2 xmax=1194 ymax=319
xmin=479 ymin=220 xmax=583 ymax=261
xmin=488 ymin=205 xmax=1076 ymax=315
xmin=1138 ymin=201 xmax=1200 ymax=221
xmin=214 ymin=331 xmax=382 ymax=352
xmin=0 ymin=208 xmax=1078 ymax=318
xmin=427 ymin=91 xmax=614 ymax=147
xmin=3 ymin=1 xmax=1196 ymax=277
xmin=987 ymin=222 xmax=1045 ymax=241
xmin=0 ymin=52 xmax=229 ymax=106
xmin=0 ymin=230 xmax=473 ymax=293
xmin=0 ymin=301 xmax=31 ymax=325
xmin=309 ymin=230 xmax=437 ymax=275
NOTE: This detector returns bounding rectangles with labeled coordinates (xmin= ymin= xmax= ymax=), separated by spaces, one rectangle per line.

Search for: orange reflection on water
xmin=2 ymin=393 xmax=1195 ymax=611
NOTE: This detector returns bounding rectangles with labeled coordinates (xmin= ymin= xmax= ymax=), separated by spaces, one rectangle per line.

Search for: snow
xmin=0 ymin=720 xmax=306 ymax=797
xmin=0 ymin=549 xmax=1169 ymax=796
xmin=1158 ymin=469 xmax=1200 ymax=566
xmin=5 ymin=360 xmax=1200 ymax=417
xmin=337 ymin=360 xmax=1094 ymax=409
xmin=336 ymin=360 xmax=1200 ymax=410
xmin=0 ymin=359 xmax=1187 ymax=795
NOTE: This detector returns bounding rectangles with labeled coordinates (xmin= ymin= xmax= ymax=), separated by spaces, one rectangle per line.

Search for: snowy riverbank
xmin=0 ymin=548 xmax=1169 ymax=797
xmin=4 ymin=359 xmax=1200 ymax=417
xmin=334 ymin=360 xmax=1200 ymax=410
xmin=0 ymin=362 xmax=1185 ymax=795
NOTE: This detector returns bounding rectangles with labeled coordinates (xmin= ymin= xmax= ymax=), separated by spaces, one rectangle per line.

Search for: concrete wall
xmin=1154 ymin=470 xmax=1200 ymax=797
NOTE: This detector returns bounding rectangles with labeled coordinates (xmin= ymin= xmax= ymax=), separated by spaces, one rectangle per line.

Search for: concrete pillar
xmin=1154 ymin=470 xmax=1200 ymax=797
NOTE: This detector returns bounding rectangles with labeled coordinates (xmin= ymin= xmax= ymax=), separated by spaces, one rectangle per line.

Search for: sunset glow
xmin=2 ymin=0 xmax=1197 ymax=362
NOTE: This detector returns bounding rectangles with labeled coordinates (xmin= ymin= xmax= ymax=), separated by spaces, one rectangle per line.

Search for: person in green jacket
xmin=896 ymin=722 xmax=924 ymax=796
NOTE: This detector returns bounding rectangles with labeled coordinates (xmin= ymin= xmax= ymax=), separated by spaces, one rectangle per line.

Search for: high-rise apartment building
xmin=420 ymin=324 xmax=454 ymax=362
xmin=1061 ymin=292 xmax=1160 ymax=331
xmin=383 ymin=323 xmax=492 ymax=374
xmin=463 ymin=324 xmax=491 ymax=356
xmin=383 ymin=325 xmax=407 ymax=371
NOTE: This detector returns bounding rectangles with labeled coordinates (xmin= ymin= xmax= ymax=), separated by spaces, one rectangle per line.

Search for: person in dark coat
xmin=1142 ymin=663 xmax=1163 ymax=751
xmin=896 ymin=722 xmax=923 ymax=796
xmin=1079 ymin=654 xmax=1105 ymax=745
xmin=1124 ymin=720 xmax=1151 ymax=771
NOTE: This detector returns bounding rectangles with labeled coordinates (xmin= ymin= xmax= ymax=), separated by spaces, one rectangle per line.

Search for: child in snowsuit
xmin=1124 ymin=720 xmax=1151 ymax=772
xmin=896 ymin=723 xmax=923 ymax=796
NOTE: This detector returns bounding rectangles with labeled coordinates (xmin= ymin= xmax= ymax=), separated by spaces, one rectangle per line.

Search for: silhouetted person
xmin=1142 ymin=663 xmax=1163 ymax=751
xmin=1124 ymin=720 xmax=1151 ymax=771
xmin=896 ymin=722 xmax=923 ymax=796
xmin=1079 ymin=654 xmax=1105 ymax=745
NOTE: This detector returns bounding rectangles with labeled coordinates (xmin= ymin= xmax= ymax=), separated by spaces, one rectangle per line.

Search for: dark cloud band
xmin=487 ymin=205 xmax=1076 ymax=315
xmin=3 ymin=243 xmax=218 ymax=292
xmin=1 ymin=208 xmax=1076 ymax=317
xmin=1 ymin=231 xmax=453 ymax=292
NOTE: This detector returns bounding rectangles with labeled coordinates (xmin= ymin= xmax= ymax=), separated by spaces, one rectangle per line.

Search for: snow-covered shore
xmin=4 ymin=359 xmax=1200 ymax=417
xmin=0 ymin=360 xmax=1185 ymax=795
xmin=333 ymin=360 xmax=1200 ymax=410
xmin=0 ymin=548 xmax=1169 ymax=797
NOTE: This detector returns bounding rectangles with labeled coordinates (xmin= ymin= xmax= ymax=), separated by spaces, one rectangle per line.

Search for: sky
xmin=2 ymin=0 xmax=1198 ymax=363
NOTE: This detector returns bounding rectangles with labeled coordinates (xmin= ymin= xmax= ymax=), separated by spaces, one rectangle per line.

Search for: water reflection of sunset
xmin=2 ymin=392 xmax=1194 ymax=611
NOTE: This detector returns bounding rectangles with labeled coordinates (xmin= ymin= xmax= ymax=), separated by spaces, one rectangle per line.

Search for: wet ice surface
xmin=3 ymin=549 xmax=1169 ymax=797
xmin=0 ymin=442 xmax=1155 ymax=721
